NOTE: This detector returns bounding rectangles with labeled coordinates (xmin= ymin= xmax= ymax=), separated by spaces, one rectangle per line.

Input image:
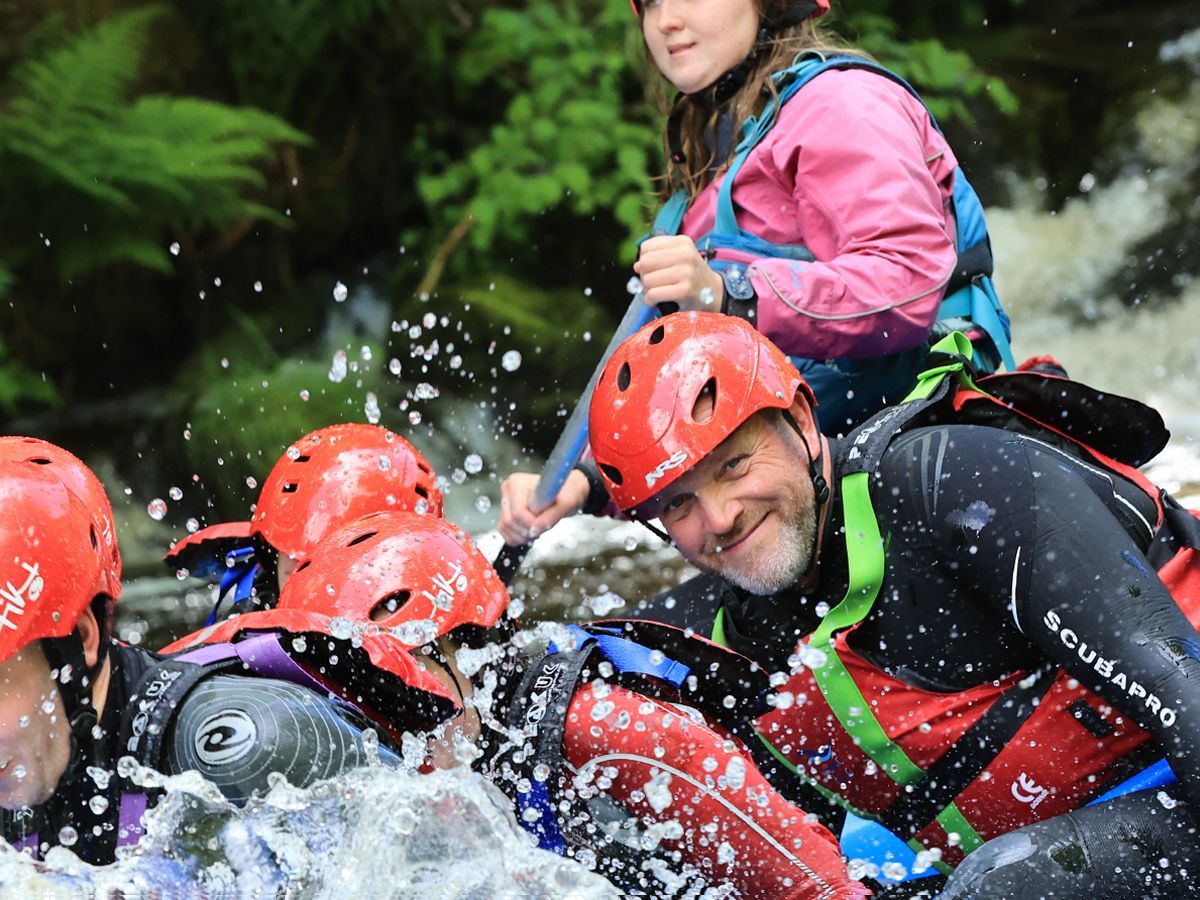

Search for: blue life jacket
xmin=650 ymin=52 xmax=1015 ymax=432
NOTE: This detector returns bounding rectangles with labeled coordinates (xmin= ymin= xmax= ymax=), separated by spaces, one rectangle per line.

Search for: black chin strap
xmin=666 ymin=0 xmax=822 ymax=166
xmin=41 ymin=599 xmax=113 ymax=772
xmin=781 ymin=408 xmax=830 ymax=504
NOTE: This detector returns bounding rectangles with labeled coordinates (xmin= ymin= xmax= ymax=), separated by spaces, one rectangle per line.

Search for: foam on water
xmin=0 ymin=766 xmax=618 ymax=899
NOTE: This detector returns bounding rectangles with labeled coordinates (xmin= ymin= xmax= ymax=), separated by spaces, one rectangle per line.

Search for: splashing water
xmin=0 ymin=767 xmax=619 ymax=898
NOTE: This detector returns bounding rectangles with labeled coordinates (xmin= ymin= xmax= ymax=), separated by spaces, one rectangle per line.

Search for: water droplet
xmin=365 ymin=391 xmax=381 ymax=424
xmin=408 ymin=411 xmax=422 ymax=425
xmin=169 ymin=242 xmax=181 ymax=256
xmin=624 ymin=536 xmax=638 ymax=551
xmin=333 ymin=281 xmax=348 ymax=302
xmin=146 ymin=499 xmax=167 ymax=521
xmin=408 ymin=325 xmax=422 ymax=340
xmin=290 ymin=636 xmax=307 ymax=654
xmin=724 ymin=756 xmax=746 ymax=791
xmin=422 ymin=313 xmax=437 ymax=328
xmin=88 ymin=794 xmax=109 ymax=815
xmin=452 ymin=468 xmax=466 ymax=485
xmin=58 ymin=826 xmax=78 ymax=846
xmin=329 ymin=617 xmax=355 ymax=641
xmin=626 ymin=276 xmax=643 ymax=295
xmin=41 ymin=699 xmax=57 ymax=714
xmin=449 ymin=355 xmax=462 ymax=370
xmin=393 ymin=619 xmax=438 ymax=646
xmin=414 ymin=382 xmax=439 ymax=400
xmin=475 ymin=495 xmax=492 ymax=513
xmin=168 ymin=486 xmax=183 ymax=501
xmin=328 ymin=350 xmax=348 ymax=383
xmin=414 ymin=498 xmax=429 ymax=515
xmin=286 ymin=446 xmax=302 ymax=461
xmin=388 ymin=358 xmax=402 ymax=376
xmin=501 ymin=350 xmax=522 ymax=372
xmin=245 ymin=476 xmax=258 ymax=490
xmin=464 ymin=454 xmax=483 ymax=475
xmin=533 ymin=763 xmax=551 ymax=782
xmin=253 ymin=281 xmax=263 ymax=293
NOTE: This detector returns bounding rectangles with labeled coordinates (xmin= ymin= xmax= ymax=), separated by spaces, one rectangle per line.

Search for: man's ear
xmin=787 ymin=393 xmax=821 ymax=455
xmin=75 ymin=602 xmax=103 ymax=669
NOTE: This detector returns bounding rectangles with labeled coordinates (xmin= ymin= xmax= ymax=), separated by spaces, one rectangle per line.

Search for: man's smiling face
xmin=639 ymin=407 xmax=820 ymax=595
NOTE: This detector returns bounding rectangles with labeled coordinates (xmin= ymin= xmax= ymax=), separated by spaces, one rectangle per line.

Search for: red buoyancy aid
xmin=741 ymin=333 xmax=1200 ymax=872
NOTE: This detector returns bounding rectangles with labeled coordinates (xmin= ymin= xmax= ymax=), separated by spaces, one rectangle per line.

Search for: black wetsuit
xmin=3 ymin=642 xmax=396 ymax=865
xmin=636 ymin=423 xmax=1200 ymax=896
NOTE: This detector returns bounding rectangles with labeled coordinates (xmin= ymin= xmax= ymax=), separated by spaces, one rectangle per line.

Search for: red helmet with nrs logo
xmin=0 ymin=463 xmax=111 ymax=664
xmin=0 ymin=437 xmax=121 ymax=600
xmin=588 ymin=311 xmax=813 ymax=510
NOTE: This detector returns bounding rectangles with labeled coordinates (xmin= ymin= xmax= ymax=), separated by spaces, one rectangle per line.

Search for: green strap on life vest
xmin=712 ymin=332 xmax=989 ymax=863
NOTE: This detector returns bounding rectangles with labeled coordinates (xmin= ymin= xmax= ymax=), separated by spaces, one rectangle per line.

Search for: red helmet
xmin=164 ymin=511 xmax=510 ymax=654
xmin=629 ymin=0 xmax=829 ymax=19
xmin=0 ymin=463 xmax=111 ymax=664
xmin=166 ymin=424 xmax=442 ymax=573
xmin=0 ymin=437 xmax=121 ymax=599
xmin=589 ymin=312 xmax=813 ymax=510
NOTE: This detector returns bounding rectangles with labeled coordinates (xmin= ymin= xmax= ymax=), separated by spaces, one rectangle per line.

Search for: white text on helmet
xmin=0 ymin=561 xmax=44 ymax=632
xmin=645 ymin=450 xmax=690 ymax=488
xmin=421 ymin=561 xmax=469 ymax=611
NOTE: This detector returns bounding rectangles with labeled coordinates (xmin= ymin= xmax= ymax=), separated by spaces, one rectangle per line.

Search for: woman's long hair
xmin=648 ymin=3 xmax=857 ymax=202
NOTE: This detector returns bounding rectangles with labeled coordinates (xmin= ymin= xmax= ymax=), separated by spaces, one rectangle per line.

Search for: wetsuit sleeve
xmin=562 ymin=682 xmax=868 ymax=899
xmin=163 ymin=674 xmax=398 ymax=804
xmin=879 ymin=427 xmax=1200 ymax=808
xmin=744 ymin=70 xmax=959 ymax=360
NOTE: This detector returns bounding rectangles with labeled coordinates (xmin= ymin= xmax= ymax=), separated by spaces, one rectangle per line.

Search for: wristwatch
xmin=720 ymin=265 xmax=757 ymax=322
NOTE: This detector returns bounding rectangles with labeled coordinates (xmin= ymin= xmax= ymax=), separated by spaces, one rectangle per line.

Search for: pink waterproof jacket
xmin=681 ymin=67 xmax=960 ymax=361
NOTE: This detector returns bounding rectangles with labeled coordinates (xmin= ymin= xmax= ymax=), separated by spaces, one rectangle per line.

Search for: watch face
xmin=723 ymin=266 xmax=755 ymax=301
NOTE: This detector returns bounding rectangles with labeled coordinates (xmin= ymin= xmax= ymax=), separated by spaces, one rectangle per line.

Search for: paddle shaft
xmin=493 ymin=293 xmax=659 ymax=585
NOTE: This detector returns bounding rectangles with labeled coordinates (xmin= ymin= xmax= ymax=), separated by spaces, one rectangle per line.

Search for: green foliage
xmin=187 ymin=0 xmax=401 ymax=114
xmin=417 ymin=1 xmax=659 ymax=256
xmin=842 ymin=10 xmax=1019 ymax=123
xmin=0 ymin=5 xmax=309 ymax=282
xmin=0 ymin=265 xmax=58 ymax=414
xmin=0 ymin=336 xmax=58 ymax=416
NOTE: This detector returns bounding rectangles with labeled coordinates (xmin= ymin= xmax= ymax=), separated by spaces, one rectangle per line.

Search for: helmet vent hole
xmin=370 ymin=591 xmax=411 ymax=623
xmin=295 ymin=560 xmax=311 ymax=573
xmin=600 ymin=463 xmax=623 ymax=486
xmin=415 ymin=485 xmax=429 ymax=498
xmin=89 ymin=526 xmax=98 ymax=550
xmin=282 ymin=482 xmax=299 ymax=494
xmin=617 ymin=362 xmax=631 ymax=391
xmin=691 ymin=378 xmax=718 ymax=424
xmin=346 ymin=531 xmax=378 ymax=548
xmin=295 ymin=455 xmax=311 ymax=463
xmin=417 ymin=462 xmax=432 ymax=474
xmin=30 ymin=457 xmax=52 ymax=466
xmin=648 ymin=325 xmax=665 ymax=345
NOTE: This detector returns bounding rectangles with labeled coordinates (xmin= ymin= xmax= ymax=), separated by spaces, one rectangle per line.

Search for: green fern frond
xmin=0 ymin=5 xmax=309 ymax=282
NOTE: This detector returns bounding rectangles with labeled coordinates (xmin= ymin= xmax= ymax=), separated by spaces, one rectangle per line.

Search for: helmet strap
xmin=781 ymin=409 xmax=830 ymax=504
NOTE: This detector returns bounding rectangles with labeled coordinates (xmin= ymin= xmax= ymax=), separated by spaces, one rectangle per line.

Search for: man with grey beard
xmin=585 ymin=311 xmax=1200 ymax=898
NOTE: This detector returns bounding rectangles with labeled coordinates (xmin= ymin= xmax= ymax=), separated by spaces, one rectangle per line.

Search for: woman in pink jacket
xmin=499 ymin=0 xmax=1012 ymax=540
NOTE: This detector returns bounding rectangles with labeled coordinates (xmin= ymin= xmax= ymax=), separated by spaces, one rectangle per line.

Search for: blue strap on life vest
xmin=205 ymin=546 xmax=260 ymax=625
xmin=570 ymin=624 xmax=693 ymax=689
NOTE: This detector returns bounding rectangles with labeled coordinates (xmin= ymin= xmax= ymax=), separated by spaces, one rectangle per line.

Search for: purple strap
xmin=11 ymin=831 xmax=38 ymax=856
xmin=117 ymin=793 xmax=148 ymax=847
xmin=177 ymin=633 xmax=330 ymax=697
